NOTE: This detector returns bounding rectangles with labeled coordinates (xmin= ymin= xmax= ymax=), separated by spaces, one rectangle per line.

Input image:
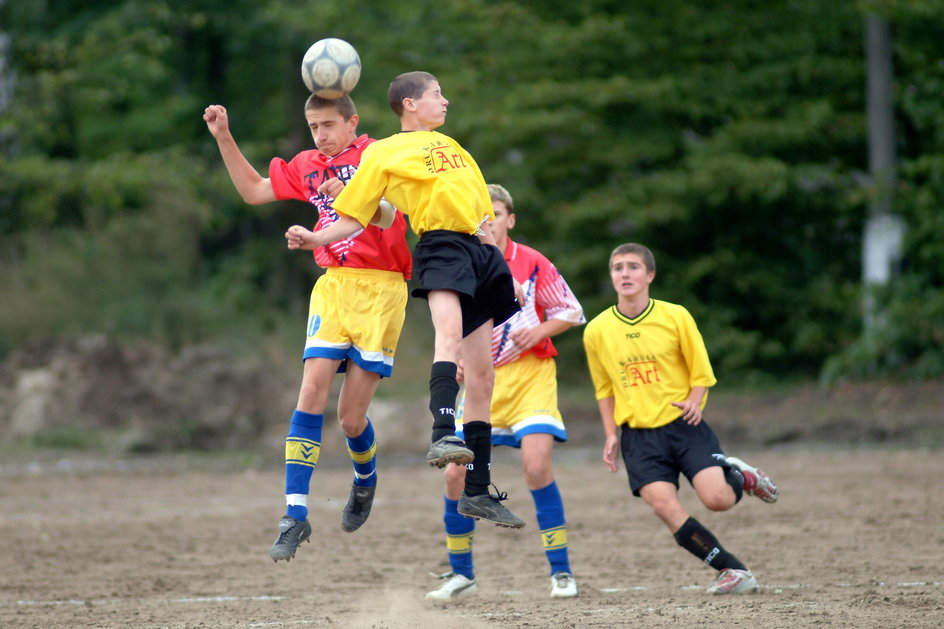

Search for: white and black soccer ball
xmin=301 ymin=38 xmax=361 ymax=99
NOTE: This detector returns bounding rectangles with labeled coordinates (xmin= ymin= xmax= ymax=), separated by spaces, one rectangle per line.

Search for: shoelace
xmin=488 ymin=483 xmax=509 ymax=502
xmin=430 ymin=571 xmax=457 ymax=580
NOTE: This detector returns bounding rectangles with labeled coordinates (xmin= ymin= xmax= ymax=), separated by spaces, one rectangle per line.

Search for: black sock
xmin=673 ymin=517 xmax=746 ymax=571
xmin=462 ymin=421 xmax=491 ymax=497
xmin=428 ymin=361 xmax=459 ymax=443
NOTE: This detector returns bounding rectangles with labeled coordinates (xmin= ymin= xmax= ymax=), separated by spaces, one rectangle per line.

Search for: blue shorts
xmin=620 ymin=418 xmax=728 ymax=496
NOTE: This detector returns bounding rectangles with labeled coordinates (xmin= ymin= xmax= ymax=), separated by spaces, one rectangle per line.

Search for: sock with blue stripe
xmin=443 ymin=496 xmax=475 ymax=579
xmin=532 ymin=481 xmax=571 ymax=575
xmin=284 ymin=410 xmax=323 ymax=522
xmin=346 ymin=417 xmax=377 ymax=488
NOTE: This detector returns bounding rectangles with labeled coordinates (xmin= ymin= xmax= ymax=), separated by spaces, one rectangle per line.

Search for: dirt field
xmin=1 ymin=445 xmax=942 ymax=629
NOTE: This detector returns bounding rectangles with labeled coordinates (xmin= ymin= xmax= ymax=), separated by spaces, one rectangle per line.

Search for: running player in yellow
xmin=583 ymin=243 xmax=779 ymax=594
xmin=205 ymin=94 xmax=411 ymax=562
xmin=426 ymin=184 xmax=585 ymax=601
xmin=285 ymin=71 xmax=525 ymax=529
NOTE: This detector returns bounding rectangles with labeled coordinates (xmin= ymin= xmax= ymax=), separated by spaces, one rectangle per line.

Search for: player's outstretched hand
xmin=203 ymin=104 xmax=230 ymax=138
xmin=285 ymin=225 xmax=319 ymax=251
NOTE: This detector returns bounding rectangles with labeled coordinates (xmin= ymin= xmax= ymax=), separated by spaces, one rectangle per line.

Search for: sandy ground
xmin=1 ymin=446 xmax=942 ymax=629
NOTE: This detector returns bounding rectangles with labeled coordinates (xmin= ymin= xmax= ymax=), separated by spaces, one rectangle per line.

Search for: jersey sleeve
xmin=583 ymin=322 xmax=614 ymax=400
xmin=676 ymin=307 xmax=717 ymax=389
xmin=332 ymin=145 xmax=387 ymax=227
xmin=535 ymin=258 xmax=585 ymax=325
xmin=269 ymin=156 xmax=307 ymax=202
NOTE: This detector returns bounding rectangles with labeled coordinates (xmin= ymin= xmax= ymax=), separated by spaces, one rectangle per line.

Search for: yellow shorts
xmin=457 ymin=353 xmax=567 ymax=447
xmin=303 ymin=267 xmax=407 ymax=378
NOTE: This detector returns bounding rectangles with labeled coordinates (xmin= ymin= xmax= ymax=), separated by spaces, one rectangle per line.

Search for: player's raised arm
xmin=203 ymin=104 xmax=277 ymax=205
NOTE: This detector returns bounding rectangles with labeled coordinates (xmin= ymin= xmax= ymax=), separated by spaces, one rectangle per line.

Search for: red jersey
xmin=492 ymin=240 xmax=585 ymax=367
xmin=269 ymin=134 xmax=412 ymax=278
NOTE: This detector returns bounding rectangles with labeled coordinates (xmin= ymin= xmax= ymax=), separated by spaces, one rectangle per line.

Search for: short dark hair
xmin=305 ymin=93 xmax=357 ymax=120
xmin=388 ymin=71 xmax=437 ymax=117
xmin=610 ymin=243 xmax=656 ymax=274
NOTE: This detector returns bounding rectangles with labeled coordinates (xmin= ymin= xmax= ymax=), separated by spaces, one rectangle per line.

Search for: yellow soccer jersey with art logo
xmin=583 ymin=298 xmax=717 ymax=429
xmin=332 ymin=130 xmax=494 ymax=237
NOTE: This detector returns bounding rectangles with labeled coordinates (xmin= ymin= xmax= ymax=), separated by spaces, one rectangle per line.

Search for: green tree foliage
xmin=1 ymin=0 xmax=942 ymax=381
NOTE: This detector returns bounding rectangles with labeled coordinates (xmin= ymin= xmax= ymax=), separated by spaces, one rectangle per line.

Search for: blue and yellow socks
xmin=533 ymin=481 xmax=571 ymax=575
xmin=284 ymin=410 xmax=323 ymax=522
xmin=441 ymin=480 xmax=572 ymax=579
xmin=443 ymin=496 xmax=475 ymax=579
xmin=346 ymin=417 xmax=377 ymax=488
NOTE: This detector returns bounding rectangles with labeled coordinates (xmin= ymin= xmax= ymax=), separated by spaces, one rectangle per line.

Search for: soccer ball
xmin=301 ymin=38 xmax=361 ymax=99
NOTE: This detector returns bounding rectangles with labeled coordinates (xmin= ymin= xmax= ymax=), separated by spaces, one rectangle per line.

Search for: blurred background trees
xmin=2 ymin=0 xmax=942 ymax=385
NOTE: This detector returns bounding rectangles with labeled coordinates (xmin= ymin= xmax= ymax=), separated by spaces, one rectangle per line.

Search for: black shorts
xmin=412 ymin=230 xmax=520 ymax=337
xmin=620 ymin=418 xmax=728 ymax=496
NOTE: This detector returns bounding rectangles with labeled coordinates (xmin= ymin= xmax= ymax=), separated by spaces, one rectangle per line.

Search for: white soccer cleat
xmin=425 ymin=571 xmax=477 ymax=601
xmin=726 ymin=456 xmax=779 ymax=503
xmin=706 ymin=568 xmax=758 ymax=594
xmin=550 ymin=571 xmax=578 ymax=598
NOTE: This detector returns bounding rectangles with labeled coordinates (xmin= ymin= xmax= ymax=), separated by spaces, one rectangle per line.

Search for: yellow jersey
xmin=332 ymin=130 xmax=494 ymax=237
xmin=583 ymin=298 xmax=717 ymax=429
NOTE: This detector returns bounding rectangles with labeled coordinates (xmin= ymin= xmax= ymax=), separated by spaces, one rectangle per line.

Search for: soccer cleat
xmin=706 ymin=568 xmax=758 ymax=594
xmin=457 ymin=489 xmax=525 ymax=529
xmin=425 ymin=571 xmax=478 ymax=601
xmin=550 ymin=571 xmax=579 ymax=598
xmin=426 ymin=435 xmax=474 ymax=468
xmin=341 ymin=482 xmax=376 ymax=533
xmin=270 ymin=516 xmax=312 ymax=562
xmin=725 ymin=456 xmax=779 ymax=503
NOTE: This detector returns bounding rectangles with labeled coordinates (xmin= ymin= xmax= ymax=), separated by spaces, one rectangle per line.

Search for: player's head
xmin=610 ymin=243 xmax=656 ymax=273
xmin=609 ymin=243 xmax=656 ymax=300
xmin=389 ymin=71 xmax=448 ymax=129
xmin=486 ymin=184 xmax=516 ymax=249
xmin=304 ymin=94 xmax=359 ymax=157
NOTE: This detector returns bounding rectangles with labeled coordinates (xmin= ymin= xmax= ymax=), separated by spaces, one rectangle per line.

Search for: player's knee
xmin=337 ymin=413 xmax=367 ymax=438
xmin=463 ymin=379 xmax=493 ymax=407
xmin=700 ymin=488 xmax=736 ymax=512
xmin=297 ymin=381 xmax=330 ymax=412
xmin=522 ymin=460 xmax=552 ymax=489
xmin=444 ymin=462 xmax=466 ymax=493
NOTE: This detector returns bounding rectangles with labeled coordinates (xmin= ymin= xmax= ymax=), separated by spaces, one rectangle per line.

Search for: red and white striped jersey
xmin=492 ymin=240 xmax=585 ymax=367
xmin=269 ymin=134 xmax=412 ymax=277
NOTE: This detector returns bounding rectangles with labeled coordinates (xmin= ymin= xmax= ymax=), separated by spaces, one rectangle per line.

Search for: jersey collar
xmin=503 ymin=239 xmax=517 ymax=262
xmin=322 ymin=134 xmax=371 ymax=162
xmin=612 ymin=298 xmax=655 ymax=325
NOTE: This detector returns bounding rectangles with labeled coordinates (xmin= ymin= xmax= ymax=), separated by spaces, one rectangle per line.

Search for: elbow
xmin=242 ymin=190 xmax=273 ymax=206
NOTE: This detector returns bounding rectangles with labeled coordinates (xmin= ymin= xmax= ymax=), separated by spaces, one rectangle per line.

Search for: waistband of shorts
xmin=418 ymin=229 xmax=479 ymax=242
xmin=324 ymin=266 xmax=405 ymax=282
